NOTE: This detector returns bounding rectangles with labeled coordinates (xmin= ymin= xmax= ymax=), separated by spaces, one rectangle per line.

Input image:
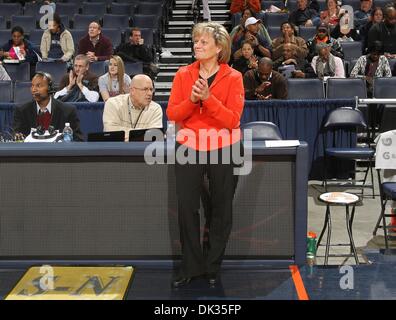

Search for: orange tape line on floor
xmin=289 ymin=265 xmax=309 ymax=300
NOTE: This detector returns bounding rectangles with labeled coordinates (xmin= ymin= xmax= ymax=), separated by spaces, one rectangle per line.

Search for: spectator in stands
xmin=233 ymin=17 xmax=272 ymax=60
xmin=54 ymin=54 xmax=99 ymax=102
xmin=78 ymin=21 xmax=113 ymax=62
xmin=232 ymin=41 xmax=258 ymax=74
xmin=320 ymin=0 xmax=341 ymax=26
xmin=115 ymin=28 xmax=158 ymax=79
xmin=354 ymin=0 xmax=373 ymax=30
xmin=40 ymin=13 xmax=74 ymax=63
xmin=311 ymin=42 xmax=345 ymax=79
xmin=230 ymin=8 xmax=272 ymax=48
xmin=13 ymin=72 xmax=83 ymax=141
xmin=289 ymin=0 xmax=319 ymax=27
xmin=243 ymin=57 xmax=287 ymax=99
xmin=230 ymin=0 xmax=261 ymax=14
xmin=368 ymin=5 xmax=396 ymax=58
xmin=306 ymin=22 xmax=344 ymax=61
xmin=360 ymin=7 xmax=383 ymax=53
xmin=271 ymin=22 xmax=308 ymax=61
xmin=350 ymin=41 xmax=391 ymax=96
xmin=0 ymin=64 xmax=11 ymax=80
xmin=98 ymin=55 xmax=131 ymax=102
xmin=0 ymin=26 xmax=38 ymax=64
xmin=272 ymin=39 xmax=317 ymax=79
xmin=103 ymin=74 xmax=162 ymax=142
xmin=331 ymin=18 xmax=362 ymax=42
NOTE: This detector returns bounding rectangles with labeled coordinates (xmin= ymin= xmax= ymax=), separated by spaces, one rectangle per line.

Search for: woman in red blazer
xmin=167 ymin=22 xmax=245 ymax=288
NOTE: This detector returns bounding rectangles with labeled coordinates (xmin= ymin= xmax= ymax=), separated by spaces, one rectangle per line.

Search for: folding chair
xmin=241 ymin=121 xmax=283 ymax=140
xmin=322 ymin=107 xmax=375 ymax=197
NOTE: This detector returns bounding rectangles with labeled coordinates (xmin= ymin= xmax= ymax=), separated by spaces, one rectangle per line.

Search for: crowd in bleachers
xmin=230 ymin=0 xmax=396 ymax=100
xmin=0 ymin=0 xmax=171 ymax=103
xmin=0 ymin=0 xmax=395 ymax=104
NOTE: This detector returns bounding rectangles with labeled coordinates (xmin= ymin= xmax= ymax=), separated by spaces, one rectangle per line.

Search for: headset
xmin=34 ymin=71 xmax=56 ymax=94
xmin=33 ymin=125 xmax=56 ymax=139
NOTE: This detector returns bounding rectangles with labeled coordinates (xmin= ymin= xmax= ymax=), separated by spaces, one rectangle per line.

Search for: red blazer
xmin=167 ymin=61 xmax=244 ymax=151
xmin=230 ymin=0 xmax=261 ymax=14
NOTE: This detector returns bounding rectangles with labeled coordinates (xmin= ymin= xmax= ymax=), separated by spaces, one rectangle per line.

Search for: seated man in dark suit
xmin=13 ymin=72 xmax=83 ymax=141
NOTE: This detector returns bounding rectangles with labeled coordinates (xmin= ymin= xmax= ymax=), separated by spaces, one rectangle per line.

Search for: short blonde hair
xmin=192 ymin=22 xmax=231 ymax=64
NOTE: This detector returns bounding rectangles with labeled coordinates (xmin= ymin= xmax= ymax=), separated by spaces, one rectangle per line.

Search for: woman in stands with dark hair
xmin=360 ymin=7 xmax=384 ymax=53
xmin=0 ymin=26 xmax=38 ymax=63
xmin=350 ymin=41 xmax=391 ymax=95
xmin=98 ymin=55 xmax=131 ymax=102
xmin=271 ymin=21 xmax=308 ymax=61
xmin=167 ymin=22 xmax=244 ymax=288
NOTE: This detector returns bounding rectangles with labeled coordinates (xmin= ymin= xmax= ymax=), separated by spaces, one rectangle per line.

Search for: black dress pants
xmin=175 ymin=144 xmax=237 ymax=278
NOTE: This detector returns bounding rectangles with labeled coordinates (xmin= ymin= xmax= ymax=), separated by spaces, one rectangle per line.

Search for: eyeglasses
xmin=133 ymin=87 xmax=155 ymax=93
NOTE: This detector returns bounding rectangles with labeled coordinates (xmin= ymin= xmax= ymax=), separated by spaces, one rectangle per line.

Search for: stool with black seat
xmin=317 ymin=192 xmax=361 ymax=265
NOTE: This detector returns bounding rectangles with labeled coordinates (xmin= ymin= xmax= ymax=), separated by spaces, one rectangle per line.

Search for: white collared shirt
xmin=36 ymin=97 xmax=52 ymax=114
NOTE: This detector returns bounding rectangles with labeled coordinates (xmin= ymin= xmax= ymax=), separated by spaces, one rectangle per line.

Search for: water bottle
xmin=307 ymin=231 xmax=317 ymax=275
xmin=62 ymin=122 xmax=73 ymax=142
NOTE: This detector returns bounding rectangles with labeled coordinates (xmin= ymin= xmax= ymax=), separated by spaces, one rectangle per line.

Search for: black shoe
xmin=172 ymin=277 xmax=191 ymax=288
xmin=207 ymin=273 xmax=218 ymax=286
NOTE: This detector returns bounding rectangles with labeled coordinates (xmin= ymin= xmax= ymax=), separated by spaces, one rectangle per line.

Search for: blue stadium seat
xmin=298 ymin=26 xmax=316 ymax=41
xmin=110 ymin=2 xmax=136 ymax=15
xmin=231 ymin=13 xmax=241 ymax=29
xmin=55 ymin=3 xmax=80 ymax=16
xmin=264 ymin=12 xmax=289 ymax=28
xmin=0 ymin=81 xmax=13 ymax=102
xmin=88 ymin=61 xmax=106 ymax=77
xmin=287 ymin=78 xmax=325 ymax=99
xmin=0 ymin=30 xmax=10 ymax=46
xmin=132 ymin=14 xmax=161 ymax=30
xmin=342 ymin=0 xmax=361 ymax=10
xmin=11 ymin=16 xmax=37 ymax=32
xmin=88 ymin=0 xmax=114 ymax=6
xmin=59 ymin=15 xmax=71 ymax=29
xmin=287 ymin=0 xmax=298 ymax=12
xmin=27 ymin=29 xmax=44 ymax=46
xmin=267 ymin=26 xmax=282 ymax=40
xmin=3 ymin=63 xmax=30 ymax=81
xmin=13 ymin=81 xmax=32 ymax=104
xmin=0 ymin=3 xmax=22 ymax=22
xmin=340 ymin=41 xmax=363 ymax=62
xmin=101 ymin=28 xmax=123 ymax=48
xmin=72 ymin=14 xmax=99 ymax=29
xmin=0 ymin=16 xmax=6 ymax=29
xmin=137 ymin=3 xmax=164 ymax=16
xmin=124 ymin=62 xmax=143 ymax=77
xmin=373 ymin=77 xmax=396 ymax=98
xmin=35 ymin=61 xmax=68 ymax=88
xmin=70 ymin=29 xmax=87 ymax=51
xmin=102 ymin=14 xmax=130 ymax=30
xmin=81 ymin=2 xmax=107 ymax=19
xmin=326 ymin=78 xmax=367 ymax=99
xmin=23 ymin=2 xmax=41 ymax=17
